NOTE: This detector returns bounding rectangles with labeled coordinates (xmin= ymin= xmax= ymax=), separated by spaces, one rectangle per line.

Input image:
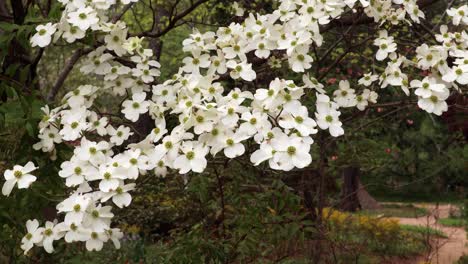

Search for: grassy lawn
xmin=456 ymin=255 xmax=468 ymax=264
xmin=359 ymin=203 xmax=429 ymax=218
xmin=438 ymin=217 xmax=466 ymax=227
xmin=371 ymin=194 xmax=464 ymax=206
xmin=400 ymin=224 xmax=447 ymax=238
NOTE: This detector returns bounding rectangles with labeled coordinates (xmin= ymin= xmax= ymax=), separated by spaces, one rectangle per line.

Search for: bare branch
xmin=111 ymin=3 xmax=135 ymax=23
xmin=135 ymin=0 xmax=209 ymax=38
xmin=47 ymin=48 xmax=92 ymax=102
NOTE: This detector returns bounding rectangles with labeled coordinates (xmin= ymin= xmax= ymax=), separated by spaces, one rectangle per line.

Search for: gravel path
xmin=393 ymin=204 xmax=467 ymax=264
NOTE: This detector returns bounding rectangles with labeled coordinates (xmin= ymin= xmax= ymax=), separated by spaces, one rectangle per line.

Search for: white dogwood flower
xmin=21 ymin=219 xmax=44 ymax=254
xmin=122 ymin=92 xmax=150 ymax=122
xmin=2 ymin=162 xmax=37 ymax=197
xmin=31 ymin=23 xmax=57 ymax=47
xmin=67 ymin=7 xmax=99 ymax=31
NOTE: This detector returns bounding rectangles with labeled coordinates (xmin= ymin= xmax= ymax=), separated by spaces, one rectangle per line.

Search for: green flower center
xmin=267 ymin=132 xmax=274 ymax=139
xmin=92 ymin=210 xmax=99 ymax=218
xmin=74 ymin=167 xmax=82 ymax=175
xmin=186 ymin=151 xmax=195 ymax=160
xmin=44 ymin=229 xmax=53 ymax=236
xmin=164 ymin=141 xmax=173 ymax=149
xmin=287 ymin=146 xmax=296 ymax=156
xmin=89 ymin=147 xmax=97 ymax=155
xmin=14 ymin=171 xmax=22 ymax=179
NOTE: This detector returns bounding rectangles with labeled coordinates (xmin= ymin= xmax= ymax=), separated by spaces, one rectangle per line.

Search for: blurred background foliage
xmin=0 ymin=0 xmax=467 ymax=263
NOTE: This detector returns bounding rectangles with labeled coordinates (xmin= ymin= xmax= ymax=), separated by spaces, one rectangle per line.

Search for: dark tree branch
xmin=10 ymin=0 xmax=26 ymax=24
xmin=111 ymin=3 xmax=135 ymax=23
xmin=0 ymin=0 xmax=12 ymax=22
xmin=47 ymin=48 xmax=92 ymax=102
xmin=135 ymin=0 xmax=209 ymax=38
xmin=318 ymin=37 xmax=372 ymax=81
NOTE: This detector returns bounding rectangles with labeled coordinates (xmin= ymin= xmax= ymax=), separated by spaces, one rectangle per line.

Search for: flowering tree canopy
xmin=1 ymin=0 xmax=467 ymax=254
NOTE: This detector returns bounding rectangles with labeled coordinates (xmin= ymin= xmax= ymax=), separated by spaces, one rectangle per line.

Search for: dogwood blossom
xmin=31 ymin=23 xmax=57 ymax=47
xmin=374 ymin=30 xmax=397 ymax=61
xmin=121 ymin=92 xmax=150 ymax=122
xmin=67 ymin=7 xmax=99 ymax=31
xmin=447 ymin=6 xmax=468 ymax=25
xmin=2 ymin=162 xmax=37 ymax=196
xmin=21 ymin=220 xmax=44 ymax=254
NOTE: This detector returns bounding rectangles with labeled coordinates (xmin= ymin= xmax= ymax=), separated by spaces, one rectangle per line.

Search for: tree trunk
xmin=341 ymin=167 xmax=361 ymax=212
xmin=341 ymin=167 xmax=381 ymax=211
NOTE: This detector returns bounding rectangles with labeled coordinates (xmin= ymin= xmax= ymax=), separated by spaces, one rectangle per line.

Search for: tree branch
xmin=111 ymin=3 xmax=135 ymax=23
xmin=47 ymin=48 xmax=92 ymax=102
xmin=135 ymin=0 xmax=209 ymax=38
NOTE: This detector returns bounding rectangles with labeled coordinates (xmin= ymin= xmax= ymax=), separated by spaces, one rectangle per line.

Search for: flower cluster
xmin=3 ymin=0 xmax=464 ymax=254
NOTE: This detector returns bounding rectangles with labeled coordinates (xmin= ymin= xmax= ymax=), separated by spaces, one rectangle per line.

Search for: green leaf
xmin=0 ymin=22 xmax=19 ymax=32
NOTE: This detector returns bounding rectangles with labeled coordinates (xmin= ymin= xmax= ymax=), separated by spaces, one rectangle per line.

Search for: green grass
xmin=456 ymin=255 xmax=468 ymax=264
xmin=359 ymin=203 xmax=428 ymax=218
xmin=438 ymin=217 xmax=466 ymax=227
xmin=371 ymin=193 xmax=463 ymax=204
xmin=400 ymin=224 xmax=447 ymax=238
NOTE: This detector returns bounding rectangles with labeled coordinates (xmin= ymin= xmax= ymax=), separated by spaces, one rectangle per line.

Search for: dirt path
xmin=392 ymin=204 xmax=467 ymax=264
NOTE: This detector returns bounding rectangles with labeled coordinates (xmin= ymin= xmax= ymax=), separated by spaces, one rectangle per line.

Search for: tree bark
xmin=341 ymin=167 xmax=361 ymax=212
